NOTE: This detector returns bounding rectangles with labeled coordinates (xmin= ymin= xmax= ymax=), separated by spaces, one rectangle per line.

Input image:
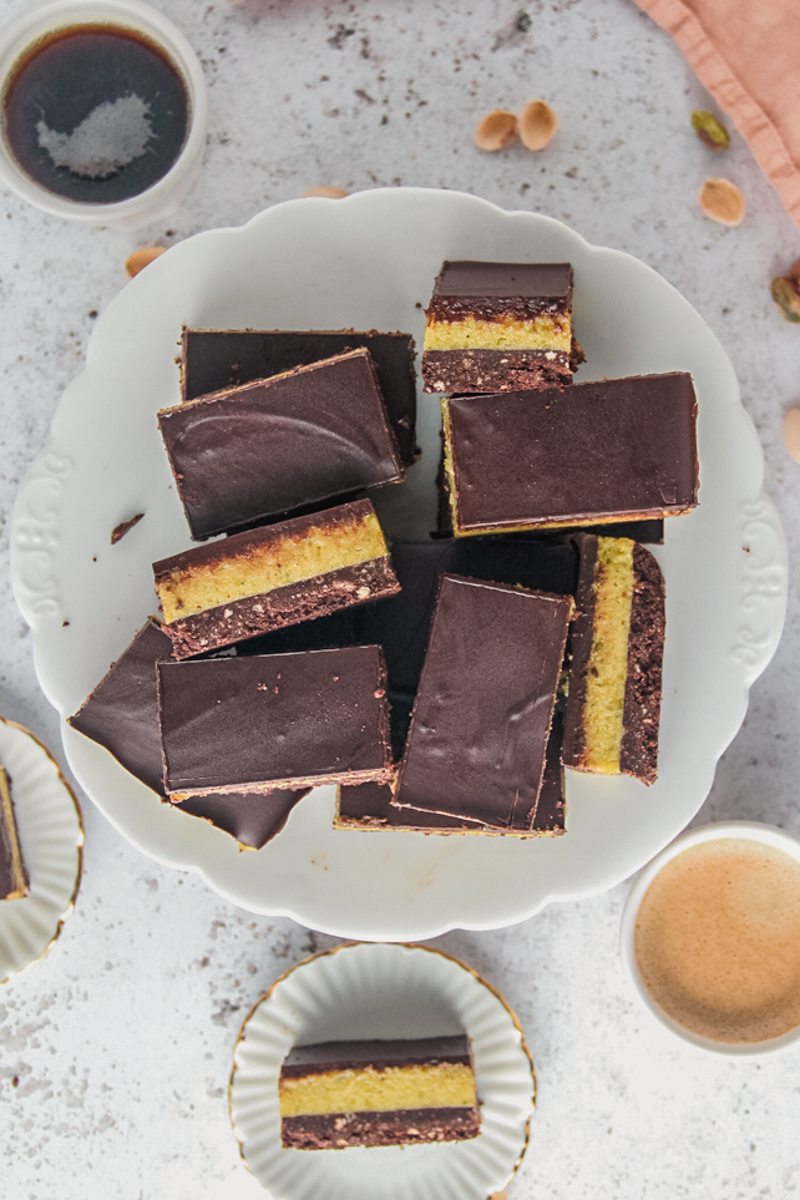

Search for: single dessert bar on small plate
xmin=158 ymin=645 xmax=393 ymax=801
xmin=153 ymin=497 xmax=399 ymax=659
xmin=159 ymin=349 xmax=404 ymax=540
xmin=394 ymin=574 xmax=573 ymax=831
xmin=422 ymin=260 xmax=581 ymax=393
xmin=68 ymin=620 xmax=310 ymax=849
xmin=279 ymin=1036 xmax=480 ymax=1149
xmin=180 ymin=327 xmax=418 ymax=466
xmin=0 ymin=767 xmax=28 ymax=901
xmin=563 ymin=534 xmax=665 ymax=785
xmin=442 ymin=373 xmax=699 ymax=537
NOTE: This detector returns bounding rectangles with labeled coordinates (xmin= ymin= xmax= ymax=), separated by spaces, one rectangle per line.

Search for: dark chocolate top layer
xmin=361 ymin=538 xmax=577 ymax=693
xmin=446 ymin=373 xmax=699 ymax=532
xmin=69 ymin=620 xmax=171 ymax=794
xmin=68 ymin=620 xmax=310 ymax=847
xmin=158 ymin=646 xmax=390 ymax=792
xmin=179 ymin=788 xmax=309 ymax=849
xmin=160 ymin=350 xmax=403 ymax=540
xmin=395 ymin=574 xmax=572 ymax=827
xmin=281 ymin=1036 xmax=471 ymax=1076
xmin=153 ymin=497 xmax=383 ymax=582
xmin=181 ymin=328 xmax=417 ymax=465
xmin=339 ymin=707 xmax=565 ymax=833
xmin=561 ymin=534 xmax=599 ymax=770
xmin=428 ymin=260 xmax=572 ymax=322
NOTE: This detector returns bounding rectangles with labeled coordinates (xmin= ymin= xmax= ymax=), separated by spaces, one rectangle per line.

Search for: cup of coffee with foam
xmin=621 ymin=821 xmax=800 ymax=1057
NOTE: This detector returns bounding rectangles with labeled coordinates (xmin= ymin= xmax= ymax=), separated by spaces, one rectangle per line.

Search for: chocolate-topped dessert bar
xmin=394 ymin=574 xmax=573 ymax=830
xmin=422 ymin=260 xmax=581 ymax=393
xmin=443 ymin=373 xmax=699 ymax=536
xmin=563 ymin=534 xmax=665 ymax=785
xmin=337 ymin=703 xmax=567 ymax=836
xmin=181 ymin=328 xmax=417 ymax=466
xmin=0 ymin=768 xmax=28 ymax=901
xmin=159 ymin=349 xmax=404 ymax=540
xmin=361 ymin=537 xmax=577 ymax=692
xmin=158 ymin=645 xmax=392 ymax=800
xmin=433 ymin=428 xmax=664 ymax=543
xmin=68 ymin=620 xmax=310 ymax=849
xmin=279 ymin=1036 xmax=480 ymax=1149
xmin=153 ymin=497 xmax=399 ymax=659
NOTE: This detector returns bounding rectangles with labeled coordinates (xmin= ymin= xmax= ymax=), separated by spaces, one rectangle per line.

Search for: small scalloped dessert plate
xmin=228 ymin=942 xmax=536 ymax=1199
xmin=10 ymin=188 xmax=788 ymax=939
xmin=0 ymin=718 xmax=84 ymax=984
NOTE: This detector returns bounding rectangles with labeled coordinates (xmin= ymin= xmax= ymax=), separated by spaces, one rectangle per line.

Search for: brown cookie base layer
xmin=281 ymin=1106 xmax=481 ymax=1149
xmin=163 ymin=557 xmax=399 ymax=660
xmin=620 ymin=543 xmax=665 ymax=783
xmin=422 ymin=347 xmax=572 ymax=394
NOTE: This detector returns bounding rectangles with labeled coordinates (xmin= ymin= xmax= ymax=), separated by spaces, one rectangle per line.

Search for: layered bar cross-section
xmin=279 ymin=1036 xmax=480 ymax=1149
xmin=562 ymin=534 xmax=665 ymax=785
xmin=0 ymin=768 xmax=28 ymax=902
xmin=153 ymin=498 xmax=399 ymax=659
xmin=422 ymin=260 xmax=580 ymax=393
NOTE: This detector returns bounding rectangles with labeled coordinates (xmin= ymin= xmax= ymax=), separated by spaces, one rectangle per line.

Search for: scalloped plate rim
xmin=9 ymin=188 xmax=788 ymax=939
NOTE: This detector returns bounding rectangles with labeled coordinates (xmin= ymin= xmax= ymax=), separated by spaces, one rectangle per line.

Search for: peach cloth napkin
xmin=632 ymin=0 xmax=800 ymax=225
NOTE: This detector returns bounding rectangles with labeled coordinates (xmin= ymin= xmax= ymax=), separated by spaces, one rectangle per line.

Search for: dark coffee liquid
xmin=2 ymin=25 xmax=189 ymax=204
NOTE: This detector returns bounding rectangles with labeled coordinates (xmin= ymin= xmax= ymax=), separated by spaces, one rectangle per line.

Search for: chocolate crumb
xmin=111 ymin=513 xmax=144 ymax=545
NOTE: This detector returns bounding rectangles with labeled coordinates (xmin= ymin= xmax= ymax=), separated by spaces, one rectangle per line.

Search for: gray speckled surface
xmin=1 ymin=1 xmax=799 ymax=1196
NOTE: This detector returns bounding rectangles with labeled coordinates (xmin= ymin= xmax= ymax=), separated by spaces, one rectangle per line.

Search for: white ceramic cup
xmin=620 ymin=820 xmax=800 ymax=1058
xmin=0 ymin=0 xmax=208 ymax=225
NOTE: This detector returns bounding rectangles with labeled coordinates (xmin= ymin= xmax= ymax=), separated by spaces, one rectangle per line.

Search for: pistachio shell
xmin=691 ymin=109 xmax=730 ymax=150
xmin=782 ymin=408 xmax=800 ymax=462
xmin=475 ymin=110 xmax=518 ymax=152
xmin=125 ymin=246 xmax=167 ymax=278
xmin=302 ymin=186 xmax=349 ymax=199
xmin=771 ymin=276 xmax=800 ymax=323
xmin=519 ymin=99 xmax=558 ymax=152
xmin=698 ymin=177 xmax=746 ymax=226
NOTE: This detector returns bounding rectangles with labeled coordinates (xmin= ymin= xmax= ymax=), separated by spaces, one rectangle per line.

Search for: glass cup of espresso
xmin=620 ymin=821 xmax=800 ymax=1057
xmin=0 ymin=0 xmax=208 ymax=225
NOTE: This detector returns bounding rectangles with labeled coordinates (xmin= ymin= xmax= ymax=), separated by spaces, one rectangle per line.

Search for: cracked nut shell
xmin=699 ymin=177 xmax=746 ymax=226
xmin=519 ymin=98 xmax=558 ymax=151
xmin=475 ymin=110 xmax=518 ymax=152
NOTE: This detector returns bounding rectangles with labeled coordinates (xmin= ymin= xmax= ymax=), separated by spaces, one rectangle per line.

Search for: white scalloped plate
xmin=0 ymin=718 xmax=84 ymax=984
xmin=228 ymin=942 xmax=535 ymax=1199
xmin=10 ymin=189 xmax=788 ymax=939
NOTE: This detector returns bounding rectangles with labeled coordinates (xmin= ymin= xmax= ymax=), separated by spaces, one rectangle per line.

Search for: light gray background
xmin=1 ymin=1 xmax=798 ymax=1196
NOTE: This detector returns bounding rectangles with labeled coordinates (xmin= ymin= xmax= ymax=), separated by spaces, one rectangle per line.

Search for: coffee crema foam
xmin=634 ymin=837 xmax=800 ymax=1044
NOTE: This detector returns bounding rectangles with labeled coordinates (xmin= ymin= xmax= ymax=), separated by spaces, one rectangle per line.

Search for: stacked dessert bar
xmin=70 ymin=262 xmax=699 ymax=851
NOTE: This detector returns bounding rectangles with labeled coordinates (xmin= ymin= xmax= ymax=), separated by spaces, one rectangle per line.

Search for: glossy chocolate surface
xmin=395 ymin=574 xmax=572 ymax=828
xmin=446 ymin=373 xmax=699 ymax=533
xmin=361 ymin=538 xmax=577 ymax=693
xmin=181 ymin=328 xmax=417 ymax=465
xmin=160 ymin=349 xmax=403 ymax=540
xmin=281 ymin=1036 xmax=471 ymax=1075
xmin=427 ymin=260 xmax=573 ymax=319
xmin=68 ymin=620 xmax=309 ymax=847
xmin=158 ymin=646 xmax=391 ymax=795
